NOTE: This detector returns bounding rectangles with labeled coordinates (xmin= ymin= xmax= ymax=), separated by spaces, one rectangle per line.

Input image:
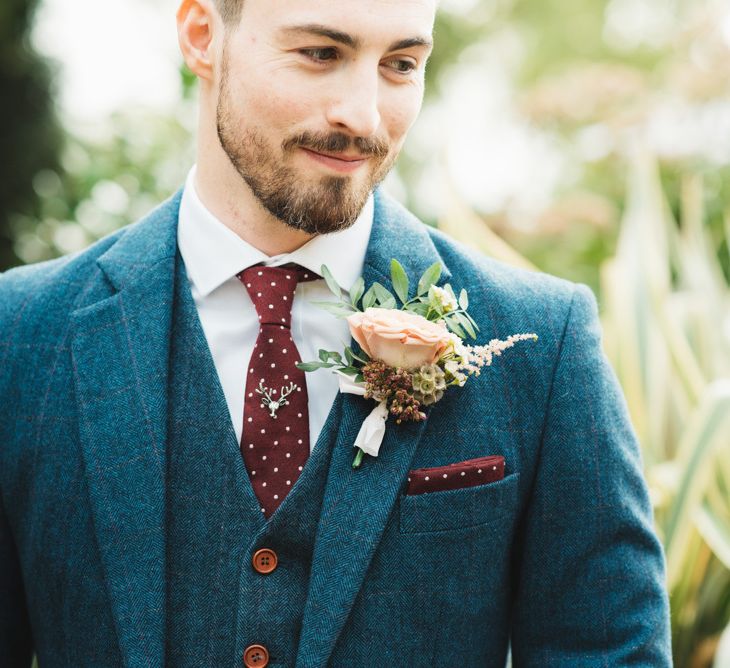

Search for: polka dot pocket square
xmin=405 ymin=455 xmax=505 ymax=495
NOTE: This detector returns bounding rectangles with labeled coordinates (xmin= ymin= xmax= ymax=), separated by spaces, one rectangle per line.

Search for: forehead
xmin=240 ymin=0 xmax=437 ymax=46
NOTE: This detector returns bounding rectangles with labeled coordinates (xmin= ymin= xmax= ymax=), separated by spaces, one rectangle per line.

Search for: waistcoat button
xmin=252 ymin=548 xmax=278 ymax=574
xmin=243 ymin=644 xmax=269 ymax=667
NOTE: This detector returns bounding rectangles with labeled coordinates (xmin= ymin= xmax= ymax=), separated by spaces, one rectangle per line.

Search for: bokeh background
xmin=3 ymin=0 xmax=730 ymax=665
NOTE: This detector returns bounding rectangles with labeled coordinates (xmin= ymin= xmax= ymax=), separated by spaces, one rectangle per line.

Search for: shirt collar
xmin=177 ymin=164 xmax=374 ymax=298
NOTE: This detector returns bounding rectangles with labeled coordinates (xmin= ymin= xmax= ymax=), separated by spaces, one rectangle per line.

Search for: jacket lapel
xmin=69 ymin=183 xmax=452 ymax=666
xmin=70 ymin=190 xmax=182 ymax=667
xmin=296 ymin=190 xmax=452 ymax=667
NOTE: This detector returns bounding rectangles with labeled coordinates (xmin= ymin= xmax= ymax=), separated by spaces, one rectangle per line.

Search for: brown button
xmin=243 ymin=644 xmax=269 ymax=667
xmin=252 ymin=548 xmax=278 ymax=574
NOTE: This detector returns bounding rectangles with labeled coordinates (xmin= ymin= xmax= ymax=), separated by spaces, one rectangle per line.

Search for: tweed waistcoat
xmin=165 ymin=251 xmax=342 ymax=667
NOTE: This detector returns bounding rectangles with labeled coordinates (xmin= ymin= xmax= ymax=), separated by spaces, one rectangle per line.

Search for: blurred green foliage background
xmin=4 ymin=0 xmax=730 ymax=666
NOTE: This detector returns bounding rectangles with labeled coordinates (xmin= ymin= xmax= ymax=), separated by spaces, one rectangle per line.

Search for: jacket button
xmin=243 ymin=644 xmax=269 ymax=667
xmin=252 ymin=548 xmax=278 ymax=574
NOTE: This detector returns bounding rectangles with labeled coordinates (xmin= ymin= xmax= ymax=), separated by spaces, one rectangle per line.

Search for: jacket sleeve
xmin=509 ymin=284 xmax=672 ymax=666
xmin=0 ymin=491 xmax=34 ymax=667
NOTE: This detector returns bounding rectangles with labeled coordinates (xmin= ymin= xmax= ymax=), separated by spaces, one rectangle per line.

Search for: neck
xmin=194 ymin=115 xmax=316 ymax=257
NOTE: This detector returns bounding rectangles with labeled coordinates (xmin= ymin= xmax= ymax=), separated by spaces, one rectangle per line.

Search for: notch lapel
xmin=70 ymin=191 xmax=182 ymax=667
xmin=296 ymin=190 xmax=452 ymax=667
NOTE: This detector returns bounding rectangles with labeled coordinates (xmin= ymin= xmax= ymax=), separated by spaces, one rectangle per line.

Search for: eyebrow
xmin=279 ymin=23 xmax=433 ymax=52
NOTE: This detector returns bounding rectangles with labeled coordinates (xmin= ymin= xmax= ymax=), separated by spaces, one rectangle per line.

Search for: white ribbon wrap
xmin=335 ymin=371 xmax=389 ymax=457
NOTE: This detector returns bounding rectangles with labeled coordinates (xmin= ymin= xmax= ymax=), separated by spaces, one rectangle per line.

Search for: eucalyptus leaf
xmin=459 ymin=288 xmax=469 ymax=310
xmin=464 ymin=310 xmax=480 ymax=332
xmin=309 ymin=299 xmax=355 ymax=310
xmin=362 ymin=285 xmax=377 ymax=310
xmin=309 ymin=301 xmax=358 ymax=318
xmin=390 ymin=259 xmax=410 ymax=305
xmin=349 ymin=276 xmax=365 ymax=308
xmin=379 ymin=297 xmax=397 ymax=310
xmin=445 ymin=315 xmax=466 ymax=339
xmin=417 ymin=261 xmax=442 ymax=296
xmin=345 ymin=345 xmax=370 ymax=364
xmin=454 ymin=311 xmax=477 ymax=339
xmin=320 ymin=264 xmax=342 ymax=299
xmin=408 ymin=302 xmax=430 ymax=317
xmin=372 ymin=282 xmax=395 ymax=305
xmin=296 ymin=361 xmax=336 ymax=372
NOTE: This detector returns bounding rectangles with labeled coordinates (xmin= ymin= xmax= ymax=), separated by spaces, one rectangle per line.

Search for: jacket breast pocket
xmin=398 ymin=471 xmax=520 ymax=534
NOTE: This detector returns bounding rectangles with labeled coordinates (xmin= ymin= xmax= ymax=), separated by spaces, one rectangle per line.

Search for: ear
xmin=177 ymin=0 xmax=219 ymax=81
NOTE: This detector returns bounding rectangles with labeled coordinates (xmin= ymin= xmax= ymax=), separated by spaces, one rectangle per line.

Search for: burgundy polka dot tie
xmin=236 ymin=263 xmax=319 ymax=518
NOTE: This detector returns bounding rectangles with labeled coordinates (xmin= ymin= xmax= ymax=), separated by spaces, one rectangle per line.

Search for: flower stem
xmin=352 ymin=448 xmax=365 ymax=469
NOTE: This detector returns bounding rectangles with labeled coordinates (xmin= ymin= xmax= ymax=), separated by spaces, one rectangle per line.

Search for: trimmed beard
xmin=216 ymin=46 xmax=396 ymax=235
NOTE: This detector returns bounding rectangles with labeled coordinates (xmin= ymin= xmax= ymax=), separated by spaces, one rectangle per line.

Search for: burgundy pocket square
xmin=405 ymin=455 xmax=505 ymax=495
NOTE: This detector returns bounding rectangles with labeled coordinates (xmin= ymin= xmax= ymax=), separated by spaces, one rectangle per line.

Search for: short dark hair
xmin=215 ymin=0 xmax=243 ymax=27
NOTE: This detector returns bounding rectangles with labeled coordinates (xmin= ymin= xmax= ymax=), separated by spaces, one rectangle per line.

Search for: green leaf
xmin=444 ymin=315 xmax=466 ymax=338
xmin=345 ymin=345 xmax=370 ymax=364
xmin=463 ymin=310 xmax=480 ymax=332
xmin=372 ymin=282 xmax=395 ymax=305
xmin=379 ymin=297 xmax=397 ymax=310
xmin=344 ymin=348 xmax=354 ymax=365
xmin=407 ymin=302 xmax=430 ymax=317
xmin=454 ymin=311 xmax=477 ymax=339
xmin=296 ymin=361 xmax=336 ymax=372
xmin=417 ymin=261 xmax=442 ymax=296
xmin=349 ymin=277 xmax=365 ymax=309
xmin=309 ymin=299 xmax=355 ymax=310
xmin=458 ymin=288 xmax=469 ymax=310
xmin=308 ymin=301 xmax=358 ymax=318
xmin=318 ymin=349 xmax=329 ymax=362
xmin=321 ymin=264 xmax=342 ymax=299
xmin=390 ymin=259 xmax=410 ymax=305
xmin=362 ymin=285 xmax=377 ymax=310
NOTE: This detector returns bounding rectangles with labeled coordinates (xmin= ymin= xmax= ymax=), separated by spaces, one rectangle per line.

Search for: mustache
xmin=283 ymin=131 xmax=389 ymax=159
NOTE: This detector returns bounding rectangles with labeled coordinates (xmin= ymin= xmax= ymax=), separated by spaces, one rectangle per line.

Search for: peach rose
xmin=347 ymin=307 xmax=452 ymax=370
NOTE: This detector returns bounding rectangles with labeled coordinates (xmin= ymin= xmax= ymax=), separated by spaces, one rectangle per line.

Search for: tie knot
xmin=237 ymin=263 xmax=319 ymax=328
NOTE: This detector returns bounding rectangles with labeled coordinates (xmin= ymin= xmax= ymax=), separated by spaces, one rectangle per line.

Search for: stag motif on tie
xmin=256 ymin=379 xmax=298 ymax=419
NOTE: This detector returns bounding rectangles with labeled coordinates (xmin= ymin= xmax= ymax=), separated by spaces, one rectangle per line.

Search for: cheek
xmin=225 ymin=61 xmax=316 ymax=134
xmin=252 ymin=88 xmax=313 ymax=130
xmin=382 ymin=85 xmax=424 ymax=144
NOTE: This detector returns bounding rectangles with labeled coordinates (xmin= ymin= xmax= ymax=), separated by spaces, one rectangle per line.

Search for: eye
xmin=384 ymin=58 xmax=418 ymax=75
xmin=299 ymin=47 xmax=339 ymax=63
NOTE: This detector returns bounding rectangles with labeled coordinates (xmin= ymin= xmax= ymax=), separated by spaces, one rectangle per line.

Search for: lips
xmin=304 ymin=149 xmax=367 ymax=162
xmin=300 ymin=147 xmax=370 ymax=173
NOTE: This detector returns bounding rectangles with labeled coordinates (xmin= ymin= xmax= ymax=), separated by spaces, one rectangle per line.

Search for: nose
xmin=325 ymin=64 xmax=381 ymax=138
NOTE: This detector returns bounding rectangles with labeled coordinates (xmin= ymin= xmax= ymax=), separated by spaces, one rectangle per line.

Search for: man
xmin=0 ymin=0 xmax=672 ymax=666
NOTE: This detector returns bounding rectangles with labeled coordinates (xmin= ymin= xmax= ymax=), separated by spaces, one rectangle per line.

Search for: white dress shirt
xmin=177 ymin=165 xmax=374 ymax=451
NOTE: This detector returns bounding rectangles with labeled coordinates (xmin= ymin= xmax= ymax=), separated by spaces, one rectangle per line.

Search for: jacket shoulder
xmin=0 ymin=188 xmax=182 ymax=333
xmin=424 ymin=223 xmax=585 ymax=323
xmin=0 ymin=228 xmax=124 ymax=328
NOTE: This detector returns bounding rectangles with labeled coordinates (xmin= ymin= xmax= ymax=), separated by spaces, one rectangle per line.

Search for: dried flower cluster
xmin=299 ymin=258 xmax=539 ymax=467
xmin=362 ymin=360 xmax=427 ymax=424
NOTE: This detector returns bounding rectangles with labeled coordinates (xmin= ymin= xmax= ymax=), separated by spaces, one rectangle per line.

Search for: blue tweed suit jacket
xmin=0 ymin=188 xmax=672 ymax=666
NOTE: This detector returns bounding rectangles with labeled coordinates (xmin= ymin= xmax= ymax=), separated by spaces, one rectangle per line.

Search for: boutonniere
xmin=296 ymin=259 xmax=537 ymax=469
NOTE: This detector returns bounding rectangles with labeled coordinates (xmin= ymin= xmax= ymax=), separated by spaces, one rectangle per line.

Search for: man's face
xmin=215 ymin=0 xmax=436 ymax=234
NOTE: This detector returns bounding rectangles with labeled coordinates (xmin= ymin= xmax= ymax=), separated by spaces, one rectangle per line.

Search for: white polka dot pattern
xmin=237 ymin=263 xmax=319 ymax=518
xmin=405 ymin=455 xmax=505 ymax=495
